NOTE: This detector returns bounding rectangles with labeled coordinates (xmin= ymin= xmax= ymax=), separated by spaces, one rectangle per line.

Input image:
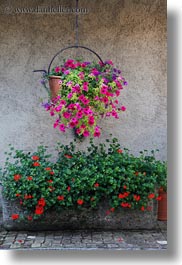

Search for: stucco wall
xmin=0 ymin=0 xmax=167 ymax=165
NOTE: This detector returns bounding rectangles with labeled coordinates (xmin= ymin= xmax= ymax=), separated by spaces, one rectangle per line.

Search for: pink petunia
xmin=94 ymin=126 xmax=101 ymax=137
xmin=63 ymin=112 xmax=71 ymax=119
xmin=67 ymin=93 xmax=73 ymax=99
xmin=121 ymin=106 xmax=126 ymax=111
xmin=78 ymin=72 xmax=85 ymax=80
xmin=59 ymin=124 xmax=65 ymax=132
xmin=83 ymin=130 xmax=90 ymax=137
xmin=83 ymin=82 xmax=89 ymax=92
xmin=55 ymin=66 xmax=61 ymax=73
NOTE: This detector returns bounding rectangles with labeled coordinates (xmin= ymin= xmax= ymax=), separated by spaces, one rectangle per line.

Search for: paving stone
xmin=31 ymin=242 xmax=42 ymax=248
xmin=0 ymin=226 xmax=167 ymax=250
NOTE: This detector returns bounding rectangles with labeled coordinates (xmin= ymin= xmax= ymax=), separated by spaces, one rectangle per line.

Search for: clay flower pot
xmin=48 ymin=76 xmax=61 ymax=99
xmin=157 ymin=189 xmax=167 ymax=221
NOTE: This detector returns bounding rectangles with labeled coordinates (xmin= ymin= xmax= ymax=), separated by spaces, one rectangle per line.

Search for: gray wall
xmin=0 ymin=0 xmax=167 ymax=165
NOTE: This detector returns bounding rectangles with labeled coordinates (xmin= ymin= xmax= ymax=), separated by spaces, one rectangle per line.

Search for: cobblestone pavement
xmin=0 ymin=225 xmax=167 ymax=251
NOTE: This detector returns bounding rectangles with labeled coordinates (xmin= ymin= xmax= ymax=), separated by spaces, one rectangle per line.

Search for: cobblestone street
xmin=0 ymin=223 xmax=167 ymax=251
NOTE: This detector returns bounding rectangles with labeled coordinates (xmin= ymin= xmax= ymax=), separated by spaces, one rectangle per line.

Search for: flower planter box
xmin=1 ymin=194 xmax=158 ymax=231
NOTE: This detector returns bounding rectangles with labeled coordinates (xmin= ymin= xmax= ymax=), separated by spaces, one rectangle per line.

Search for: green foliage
xmin=1 ymin=137 xmax=167 ymax=221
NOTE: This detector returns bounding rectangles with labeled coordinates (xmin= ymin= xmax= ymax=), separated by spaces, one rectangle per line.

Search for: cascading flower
xmin=42 ymin=58 xmax=128 ymax=137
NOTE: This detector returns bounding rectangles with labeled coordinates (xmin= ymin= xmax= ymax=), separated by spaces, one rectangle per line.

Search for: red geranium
xmin=14 ymin=174 xmax=21 ymax=181
xmin=94 ymin=183 xmax=99 ymax=187
xmin=148 ymin=193 xmax=155 ymax=199
xmin=67 ymin=186 xmax=71 ymax=192
xmin=156 ymin=196 xmax=162 ymax=201
xmin=64 ymin=154 xmax=73 ymax=159
xmin=77 ymin=199 xmax=84 ymax=205
xmin=15 ymin=193 xmax=21 ymax=197
xmin=49 ymin=171 xmax=54 ymax=175
xmin=32 ymin=156 xmax=39 ymax=161
xmin=45 ymin=167 xmax=51 ymax=171
xmin=117 ymin=149 xmax=123 ymax=153
xmin=133 ymin=195 xmax=141 ymax=201
xmin=141 ymin=206 xmax=145 ymax=211
xmin=11 ymin=214 xmax=19 ymax=220
xmin=33 ymin=162 xmax=40 ymax=167
xmin=35 ymin=206 xmax=44 ymax=215
xmin=27 ymin=176 xmax=33 ymax=181
xmin=38 ymin=198 xmax=46 ymax=207
xmin=57 ymin=195 xmax=64 ymax=201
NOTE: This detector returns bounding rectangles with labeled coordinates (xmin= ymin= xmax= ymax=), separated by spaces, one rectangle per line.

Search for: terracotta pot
xmin=48 ymin=76 xmax=61 ymax=99
xmin=157 ymin=190 xmax=167 ymax=221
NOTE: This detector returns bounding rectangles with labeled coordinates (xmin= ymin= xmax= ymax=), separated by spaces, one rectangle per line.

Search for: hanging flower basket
xmin=35 ymin=45 xmax=128 ymax=138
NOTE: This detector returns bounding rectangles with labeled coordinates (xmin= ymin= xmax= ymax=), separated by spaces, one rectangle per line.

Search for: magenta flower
xmin=55 ymin=106 xmax=62 ymax=112
xmin=102 ymin=97 xmax=109 ymax=104
xmin=67 ymin=93 xmax=73 ymax=99
xmin=63 ymin=70 xmax=70 ymax=75
xmin=88 ymin=116 xmax=95 ymax=126
xmin=121 ymin=106 xmax=126 ymax=111
xmin=83 ymin=82 xmax=89 ymax=92
xmin=66 ymin=81 xmax=73 ymax=87
xmin=78 ymin=72 xmax=85 ymax=80
xmin=63 ymin=112 xmax=71 ymax=119
xmin=59 ymin=124 xmax=65 ymax=132
xmin=83 ymin=130 xmax=90 ymax=137
xmin=94 ymin=127 xmax=101 ymax=137
xmin=55 ymin=66 xmax=61 ymax=73
xmin=76 ymin=111 xmax=83 ymax=119
xmin=91 ymin=68 xmax=100 ymax=76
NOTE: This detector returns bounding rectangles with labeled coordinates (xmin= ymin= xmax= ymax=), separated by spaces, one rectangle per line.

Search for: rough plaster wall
xmin=0 ymin=0 xmax=167 ymax=166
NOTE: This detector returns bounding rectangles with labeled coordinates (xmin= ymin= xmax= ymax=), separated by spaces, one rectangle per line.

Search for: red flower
xmin=32 ymin=156 xmax=39 ymax=161
xmin=118 ymin=192 xmax=129 ymax=199
xmin=35 ymin=206 xmax=44 ymax=215
xmin=134 ymin=172 xmax=139 ymax=176
xmin=117 ymin=149 xmax=123 ymax=153
xmin=38 ymin=198 xmax=46 ymax=207
xmin=45 ymin=167 xmax=51 ymax=171
xmin=24 ymin=194 xmax=33 ymax=199
xmin=11 ymin=214 xmax=19 ymax=220
xmin=94 ymin=183 xmax=99 ymax=187
xmin=156 ymin=196 xmax=162 ymax=201
xmin=118 ymin=193 xmax=125 ymax=199
xmin=141 ymin=206 xmax=145 ymax=211
xmin=27 ymin=176 xmax=33 ymax=181
xmin=133 ymin=195 xmax=141 ymax=201
xmin=110 ymin=207 xmax=115 ymax=212
xmin=14 ymin=174 xmax=21 ymax=181
xmin=64 ymin=154 xmax=73 ymax=159
xmin=49 ymin=171 xmax=54 ymax=175
xmin=67 ymin=186 xmax=71 ymax=192
xmin=121 ymin=202 xmax=131 ymax=208
xmin=15 ymin=193 xmax=21 ymax=197
xmin=123 ymin=185 xmax=127 ymax=189
xmin=27 ymin=216 xmax=33 ymax=221
xmin=47 ymin=179 xmax=53 ymax=183
xmin=20 ymin=200 xmax=23 ymax=205
xmin=77 ymin=199 xmax=84 ymax=205
xmin=33 ymin=162 xmax=40 ymax=167
xmin=148 ymin=193 xmax=155 ymax=199
xmin=57 ymin=195 xmax=64 ymax=201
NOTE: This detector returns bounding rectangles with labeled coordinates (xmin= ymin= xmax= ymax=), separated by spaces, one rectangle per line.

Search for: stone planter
xmin=0 ymin=192 xmax=158 ymax=231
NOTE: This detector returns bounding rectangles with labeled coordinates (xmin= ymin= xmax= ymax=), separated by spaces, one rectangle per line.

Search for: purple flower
xmin=123 ymin=81 xmax=128 ymax=86
xmin=63 ymin=70 xmax=70 ymax=75
xmin=91 ymin=68 xmax=100 ymax=76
